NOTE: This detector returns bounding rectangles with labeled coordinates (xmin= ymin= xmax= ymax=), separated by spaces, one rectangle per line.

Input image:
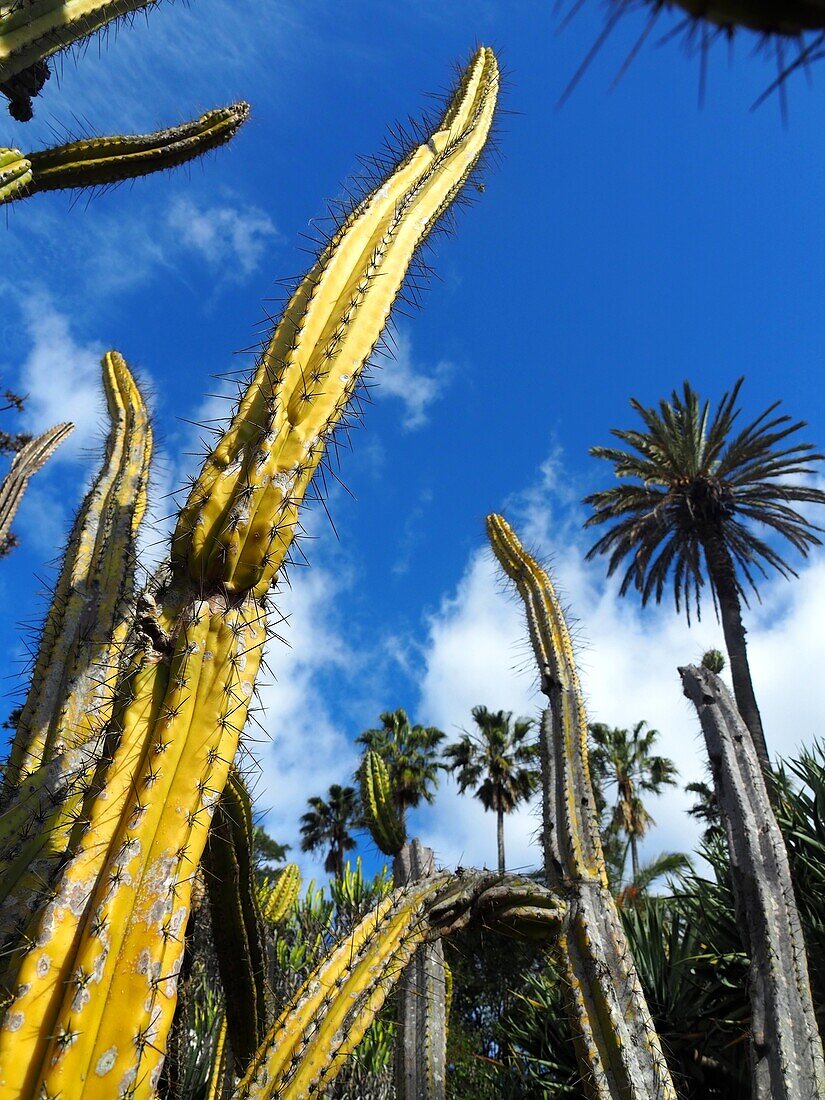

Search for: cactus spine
xmin=0 ymin=104 xmax=250 ymax=206
xmin=0 ymin=420 xmax=73 ymax=553
xmin=361 ymin=748 xmax=406 ymax=856
xmin=680 ymin=664 xmax=825 ymax=1099
xmin=486 ymin=513 xmax=677 ymax=1100
xmin=0 ymin=47 xmax=499 ymax=1099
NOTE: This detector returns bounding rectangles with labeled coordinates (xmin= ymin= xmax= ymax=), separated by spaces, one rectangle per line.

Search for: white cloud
xmin=416 ymin=454 xmax=825 ymax=879
xmin=373 ymin=330 xmax=452 ymax=430
xmin=167 ymin=197 xmax=277 ymax=277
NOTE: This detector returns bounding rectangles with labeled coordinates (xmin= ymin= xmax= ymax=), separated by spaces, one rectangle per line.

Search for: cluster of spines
xmin=0 ymin=104 xmax=250 ymax=206
xmin=680 ymin=664 xmax=825 ymax=1097
xmin=0 ymin=47 xmax=500 ymax=1098
xmin=360 ymin=749 xmax=406 ymax=856
xmin=486 ymin=513 xmax=677 ymax=1100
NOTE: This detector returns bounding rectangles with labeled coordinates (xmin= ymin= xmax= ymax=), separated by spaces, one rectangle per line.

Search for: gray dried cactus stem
xmin=680 ymin=664 xmax=825 ymax=1100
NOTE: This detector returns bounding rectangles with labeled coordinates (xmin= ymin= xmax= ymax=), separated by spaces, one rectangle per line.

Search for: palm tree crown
xmin=443 ymin=705 xmax=540 ymax=873
xmin=584 ymin=378 xmax=825 ymax=774
xmin=588 ymin=720 xmax=679 ymax=888
xmin=356 ymin=709 xmax=445 ymax=825
xmin=299 ymin=784 xmax=360 ymax=880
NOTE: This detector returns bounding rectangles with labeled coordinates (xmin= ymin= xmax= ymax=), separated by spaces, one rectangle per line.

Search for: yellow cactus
xmin=0 ymin=46 xmax=499 ymax=1099
xmin=259 ymin=863 xmax=301 ymax=925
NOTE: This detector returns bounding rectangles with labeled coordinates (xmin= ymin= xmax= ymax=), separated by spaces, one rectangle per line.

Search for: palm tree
xmin=299 ymin=784 xmax=359 ymax=880
xmin=443 ymin=706 xmax=540 ymax=873
xmin=589 ymin=721 xmax=679 ymax=885
xmin=584 ymin=379 xmax=825 ymax=777
xmin=356 ymin=709 xmax=445 ymax=827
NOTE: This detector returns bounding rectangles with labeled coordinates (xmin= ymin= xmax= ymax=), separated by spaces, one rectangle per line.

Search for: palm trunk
xmin=497 ymin=808 xmax=505 ymax=874
xmin=629 ymin=834 xmax=639 ymax=885
xmin=702 ymin=526 xmax=772 ymax=783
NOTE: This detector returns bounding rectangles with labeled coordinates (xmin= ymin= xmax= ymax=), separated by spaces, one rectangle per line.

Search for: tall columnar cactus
xmin=680 ymin=664 xmax=825 ymax=1100
xmin=361 ymin=748 xmax=406 ymax=856
xmin=486 ymin=513 xmax=677 ymax=1100
xmin=0 ymin=103 xmax=250 ymax=206
xmin=0 ymin=354 xmax=151 ymax=974
xmin=0 ymin=420 xmax=73 ymax=553
xmin=259 ymin=863 xmax=301 ymax=925
xmin=394 ymin=840 xmax=448 ymax=1100
xmin=203 ymin=767 xmax=269 ymax=1072
xmin=0 ymin=46 xmax=499 ymax=1098
xmin=0 ymin=0 xmax=162 ymax=118
xmin=235 ymin=869 xmax=564 ymax=1100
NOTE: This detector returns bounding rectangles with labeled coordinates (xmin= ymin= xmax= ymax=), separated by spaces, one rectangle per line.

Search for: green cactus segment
xmin=0 ymin=146 xmax=31 ymax=200
xmin=173 ymin=46 xmax=500 ymax=598
xmin=669 ymin=1 xmax=825 ymax=34
xmin=0 ymin=598 xmax=267 ymax=1098
xmin=680 ymin=664 xmax=825 ymax=1099
xmin=4 ymin=351 xmax=151 ymax=792
xmin=259 ymin=863 xmax=301 ymax=925
xmin=361 ymin=749 xmax=406 ymax=856
xmin=0 ymin=419 xmax=72 ymax=552
xmin=487 ymin=514 xmax=677 ymax=1100
xmin=0 ymin=0 xmax=161 ymax=86
xmin=204 ymin=767 xmax=269 ymax=1072
xmin=234 ymin=876 xmax=451 ymax=1100
xmin=10 ymin=103 xmax=249 ymax=198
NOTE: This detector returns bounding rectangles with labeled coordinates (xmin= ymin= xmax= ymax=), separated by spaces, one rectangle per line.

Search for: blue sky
xmin=2 ymin=0 xmax=825 ymax=884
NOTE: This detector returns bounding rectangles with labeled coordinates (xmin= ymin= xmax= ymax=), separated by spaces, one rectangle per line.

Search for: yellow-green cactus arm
xmin=0 ymin=146 xmax=31 ymax=201
xmin=486 ymin=514 xmax=677 ymax=1100
xmin=0 ymin=103 xmax=249 ymax=202
xmin=4 ymin=351 xmax=151 ymax=791
xmin=361 ymin=748 xmax=406 ymax=856
xmin=259 ymin=862 xmax=301 ymax=925
xmin=206 ymin=1014 xmax=230 ymax=1100
xmin=203 ymin=767 xmax=269 ymax=1071
xmin=0 ymin=419 xmax=72 ymax=553
xmin=0 ymin=0 xmax=161 ymax=86
xmin=173 ymin=45 xmax=500 ymax=597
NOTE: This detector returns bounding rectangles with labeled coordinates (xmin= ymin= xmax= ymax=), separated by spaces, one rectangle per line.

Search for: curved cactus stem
xmin=361 ymin=748 xmax=406 ymax=856
xmin=0 ymin=48 xmax=499 ymax=1099
xmin=0 ymin=0 xmax=162 ymax=91
xmin=259 ymin=863 xmax=301 ymax=925
xmin=486 ymin=513 xmax=677 ymax=1100
xmin=172 ymin=45 xmax=500 ymax=597
xmin=680 ymin=664 xmax=825 ymax=1099
xmin=203 ymin=766 xmax=269 ymax=1072
xmin=0 ymin=419 xmax=72 ymax=554
xmin=393 ymin=841 xmax=447 ymax=1100
xmin=0 ymin=146 xmax=32 ymax=202
xmin=0 ymin=103 xmax=250 ymax=204
xmin=234 ymin=868 xmax=563 ymax=1100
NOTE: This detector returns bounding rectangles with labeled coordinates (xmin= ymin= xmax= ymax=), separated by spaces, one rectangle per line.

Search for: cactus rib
xmin=0 ymin=103 xmax=250 ymax=203
xmin=0 ymin=0 xmax=161 ymax=86
xmin=0 ymin=420 xmax=72 ymax=553
xmin=0 ymin=47 xmax=499 ymax=1099
xmin=172 ymin=45 xmax=500 ymax=597
xmin=680 ymin=664 xmax=825 ymax=1099
xmin=361 ymin=749 xmax=406 ymax=856
xmin=486 ymin=513 xmax=677 ymax=1100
